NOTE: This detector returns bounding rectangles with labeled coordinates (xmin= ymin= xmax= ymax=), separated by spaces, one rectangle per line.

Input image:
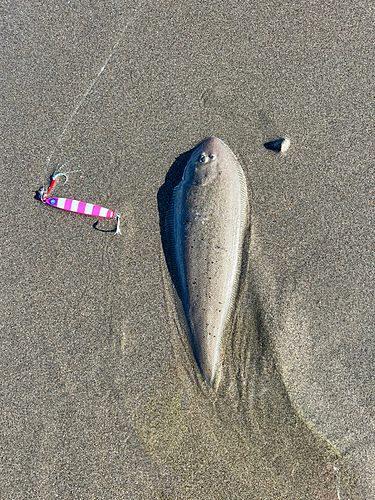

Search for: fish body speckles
xmin=169 ymin=137 xmax=249 ymax=387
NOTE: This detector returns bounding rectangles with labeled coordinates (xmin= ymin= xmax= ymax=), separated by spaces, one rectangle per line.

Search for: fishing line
xmin=43 ymin=0 xmax=147 ymax=192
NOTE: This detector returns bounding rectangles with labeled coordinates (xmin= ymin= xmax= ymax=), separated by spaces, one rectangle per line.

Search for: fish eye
xmin=209 ymin=154 xmax=216 ymax=160
xmin=198 ymin=153 xmax=207 ymax=163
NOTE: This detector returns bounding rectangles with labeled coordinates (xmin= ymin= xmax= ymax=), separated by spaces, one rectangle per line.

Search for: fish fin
xmin=164 ymin=184 xmax=185 ymax=302
xmin=227 ymin=156 xmax=251 ymax=329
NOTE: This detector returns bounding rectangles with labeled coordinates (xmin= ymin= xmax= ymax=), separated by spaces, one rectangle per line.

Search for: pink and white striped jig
xmin=38 ymin=0 xmax=149 ymax=236
xmin=40 ymin=165 xmax=121 ymax=235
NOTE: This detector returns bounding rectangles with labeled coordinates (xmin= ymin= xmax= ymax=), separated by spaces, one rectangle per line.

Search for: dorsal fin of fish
xmin=226 ymin=153 xmax=250 ymax=314
xmin=165 ymin=183 xmax=185 ymax=302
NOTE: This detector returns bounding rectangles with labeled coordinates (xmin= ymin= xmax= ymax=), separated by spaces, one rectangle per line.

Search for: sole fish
xmin=168 ymin=137 xmax=249 ymax=386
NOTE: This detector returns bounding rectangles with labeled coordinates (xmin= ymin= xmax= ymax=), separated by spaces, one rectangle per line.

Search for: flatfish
xmin=168 ymin=137 xmax=249 ymax=386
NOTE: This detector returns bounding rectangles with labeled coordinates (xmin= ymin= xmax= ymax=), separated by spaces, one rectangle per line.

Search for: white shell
xmin=280 ymin=137 xmax=291 ymax=153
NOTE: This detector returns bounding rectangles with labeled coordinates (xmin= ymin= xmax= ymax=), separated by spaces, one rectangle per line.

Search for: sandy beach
xmin=1 ymin=1 xmax=374 ymax=498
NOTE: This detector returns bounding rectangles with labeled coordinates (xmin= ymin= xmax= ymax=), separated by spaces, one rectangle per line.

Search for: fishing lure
xmin=38 ymin=1 xmax=148 ymax=237
xmin=39 ymin=1 xmax=149 ymax=237
xmin=40 ymin=163 xmax=121 ymax=235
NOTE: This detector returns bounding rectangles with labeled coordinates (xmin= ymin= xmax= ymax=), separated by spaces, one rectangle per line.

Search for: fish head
xmin=185 ymin=137 xmax=231 ymax=187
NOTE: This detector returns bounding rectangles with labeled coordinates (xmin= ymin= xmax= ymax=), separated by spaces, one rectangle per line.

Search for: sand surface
xmin=1 ymin=1 xmax=374 ymax=498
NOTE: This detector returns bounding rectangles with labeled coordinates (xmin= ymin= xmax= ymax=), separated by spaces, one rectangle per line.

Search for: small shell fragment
xmin=280 ymin=137 xmax=290 ymax=153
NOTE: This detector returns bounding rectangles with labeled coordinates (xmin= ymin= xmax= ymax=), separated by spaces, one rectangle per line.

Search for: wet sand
xmin=1 ymin=1 xmax=374 ymax=498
